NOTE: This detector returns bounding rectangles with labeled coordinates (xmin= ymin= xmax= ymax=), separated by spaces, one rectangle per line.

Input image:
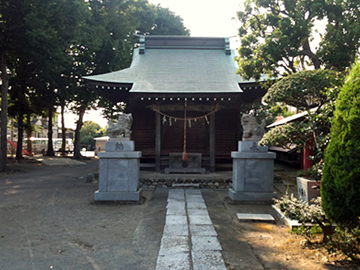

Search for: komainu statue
xmin=241 ymin=113 xmax=266 ymax=141
xmin=107 ymin=113 xmax=133 ymax=139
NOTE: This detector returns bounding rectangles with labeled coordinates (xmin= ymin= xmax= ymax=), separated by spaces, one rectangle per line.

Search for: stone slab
xmin=191 ymin=236 xmax=222 ymax=251
xmin=238 ymin=141 xmax=268 ymax=152
xmin=168 ymin=190 xmax=185 ymax=201
xmin=165 ymin=215 xmax=188 ymax=225
xmin=167 ymin=207 xmax=186 ymax=216
xmin=105 ymin=140 xmax=134 ymax=152
xmin=156 ymin=252 xmax=191 ymax=270
xmin=163 ymin=224 xmax=189 ymax=236
xmin=192 ymin=251 xmax=227 ymax=270
xmin=187 ymin=208 xmax=209 ymax=216
xmin=186 ymin=202 xmax=207 ymax=209
xmin=237 ymin=213 xmax=275 ymax=223
xmin=190 ymin=225 xmax=218 ymax=236
xmin=228 ymin=189 xmax=276 ymax=202
xmin=94 ymin=190 xmax=142 ymax=201
xmin=167 ymin=198 xmax=186 ymax=203
xmin=185 ymin=196 xmax=204 ymax=203
xmin=185 ymin=190 xmax=202 ymax=195
xmin=167 ymin=201 xmax=186 ymax=209
xmin=158 ymin=236 xmax=190 ymax=255
xmin=189 ymin=215 xmax=213 ymax=225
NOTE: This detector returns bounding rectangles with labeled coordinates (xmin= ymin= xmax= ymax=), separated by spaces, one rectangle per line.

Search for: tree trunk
xmin=26 ymin=112 xmax=32 ymax=153
xmin=0 ymin=51 xmax=9 ymax=172
xmin=46 ymin=89 xmax=55 ymax=156
xmin=60 ymin=101 xmax=66 ymax=156
xmin=73 ymin=106 xmax=85 ymax=159
xmin=16 ymin=111 xmax=24 ymax=161
xmin=318 ymin=221 xmax=335 ymax=243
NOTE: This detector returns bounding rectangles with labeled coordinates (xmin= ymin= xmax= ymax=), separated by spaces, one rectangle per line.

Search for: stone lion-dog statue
xmin=241 ymin=113 xmax=266 ymax=141
xmin=107 ymin=113 xmax=133 ymax=139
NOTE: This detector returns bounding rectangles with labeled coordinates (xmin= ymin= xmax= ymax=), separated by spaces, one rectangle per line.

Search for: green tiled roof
xmin=83 ymin=36 xmax=248 ymax=94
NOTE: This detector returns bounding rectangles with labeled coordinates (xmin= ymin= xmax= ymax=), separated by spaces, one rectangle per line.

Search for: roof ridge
xmin=139 ymin=36 xmax=230 ymax=55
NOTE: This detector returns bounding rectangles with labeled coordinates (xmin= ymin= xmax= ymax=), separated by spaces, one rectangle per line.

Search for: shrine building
xmin=83 ymin=35 xmax=267 ymax=172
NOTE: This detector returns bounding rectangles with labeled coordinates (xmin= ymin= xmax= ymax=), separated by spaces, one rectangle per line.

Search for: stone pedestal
xmin=296 ymin=177 xmax=321 ymax=203
xmin=94 ymin=140 xmax=142 ymax=201
xmin=229 ymin=141 xmax=276 ymax=202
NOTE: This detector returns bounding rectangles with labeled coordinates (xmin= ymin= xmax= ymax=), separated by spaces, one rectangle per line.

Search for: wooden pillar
xmin=155 ymin=112 xmax=161 ymax=172
xmin=209 ymin=112 xmax=215 ymax=172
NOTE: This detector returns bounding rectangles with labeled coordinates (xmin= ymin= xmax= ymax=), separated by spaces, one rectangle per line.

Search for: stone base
xmin=228 ymin=189 xmax=276 ymax=202
xmin=94 ymin=189 xmax=142 ymax=201
xmin=164 ymin=168 xmax=206 ymax=174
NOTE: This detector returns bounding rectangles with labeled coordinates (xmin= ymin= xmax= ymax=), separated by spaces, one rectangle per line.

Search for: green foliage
xmin=269 ymin=104 xmax=295 ymax=118
xmin=274 ymin=194 xmax=333 ymax=243
xmin=80 ymin=120 xmax=105 ymax=147
xmin=236 ymin=0 xmax=360 ymax=80
xmin=321 ymin=62 xmax=360 ymax=229
xmin=276 ymin=193 xmax=360 ymax=261
xmin=325 ymin=227 xmax=360 ymax=261
xmin=260 ymin=70 xmax=342 ymax=177
xmin=292 ymin=224 xmax=322 ymax=243
xmin=148 ymin=5 xmax=190 ymax=36
xmin=263 ymin=70 xmax=342 ymax=110
xmin=260 ymin=122 xmax=311 ymax=149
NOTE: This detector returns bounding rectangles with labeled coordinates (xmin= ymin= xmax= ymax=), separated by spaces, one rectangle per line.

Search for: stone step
xmin=172 ymin=183 xmax=200 ymax=188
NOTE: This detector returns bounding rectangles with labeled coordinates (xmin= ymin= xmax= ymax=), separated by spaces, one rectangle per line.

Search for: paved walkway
xmin=156 ymin=189 xmax=226 ymax=270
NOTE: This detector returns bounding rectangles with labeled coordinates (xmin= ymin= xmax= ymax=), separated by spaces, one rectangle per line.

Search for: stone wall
xmin=139 ymin=177 xmax=232 ymax=190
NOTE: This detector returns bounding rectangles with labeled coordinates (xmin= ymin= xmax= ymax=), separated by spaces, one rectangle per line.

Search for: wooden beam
xmin=149 ymin=104 xmax=217 ymax=112
xmin=209 ymin=112 xmax=215 ymax=172
xmin=155 ymin=112 xmax=161 ymax=172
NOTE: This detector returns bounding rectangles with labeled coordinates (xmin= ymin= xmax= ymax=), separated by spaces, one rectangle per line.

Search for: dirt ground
xmin=0 ymin=158 xmax=359 ymax=270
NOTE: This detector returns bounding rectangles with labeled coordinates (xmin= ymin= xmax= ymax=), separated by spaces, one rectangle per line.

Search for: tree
xmin=0 ymin=51 xmax=10 ymax=171
xmin=80 ymin=121 xmax=105 ymax=148
xmin=321 ymin=62 xmax=360 ymax=228
xmin=236 ymin=0 xmax=360 ymax=80
xmin=147 ymin=5 xmax=190 ymax=36
xmin=260 ymin=69 xmax=343 ymax=178
xmin=0 ymin=0 xmax=30 ymax=163
xmin=71 ymin=0 xmax=189 ymax=159
xmin=24 ymin=0 xmax=91 ymax=157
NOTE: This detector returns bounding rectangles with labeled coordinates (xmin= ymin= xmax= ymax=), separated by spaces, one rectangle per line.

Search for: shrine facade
xmin=83 ymin=36 xmax=267 ymax=172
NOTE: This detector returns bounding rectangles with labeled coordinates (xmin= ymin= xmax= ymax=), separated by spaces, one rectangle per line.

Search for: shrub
xmin=325 ymin=227 xmax=360 ymax=261
xmin=321 ymin=62 xmax=360 ymax=229
xmin=274 ymin=194 xmax=333 ymax=242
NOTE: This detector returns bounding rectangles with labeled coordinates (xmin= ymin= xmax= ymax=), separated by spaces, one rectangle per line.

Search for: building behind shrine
xmin=83 ymin=35 xmax=267 ymax=172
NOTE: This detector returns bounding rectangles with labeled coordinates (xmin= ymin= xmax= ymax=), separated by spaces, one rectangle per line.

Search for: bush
xmin=325 ymin=227 xmax=360 ymax=261
xmin=275 ymin=194 xmax=360 ymax=261
xmin=321 ymin=62 xmax=360 ymax=229
xmin=274 ymin=194 xmax=333 ymax=243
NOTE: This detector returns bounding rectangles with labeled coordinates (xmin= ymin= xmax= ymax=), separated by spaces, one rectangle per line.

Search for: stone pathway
xmin=156 ymin=189 xmax=227 ymax=270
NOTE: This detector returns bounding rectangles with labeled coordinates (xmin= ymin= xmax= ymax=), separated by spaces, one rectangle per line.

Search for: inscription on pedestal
xmin=115 ymin=142 xmax=124 ymax=151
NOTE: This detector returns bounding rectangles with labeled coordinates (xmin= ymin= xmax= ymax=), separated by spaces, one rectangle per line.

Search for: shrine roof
xmin=83 ymin=36 xmax=252 ymax=94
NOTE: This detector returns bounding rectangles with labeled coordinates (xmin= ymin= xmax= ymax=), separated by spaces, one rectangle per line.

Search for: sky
xmin=63 ymin=0 xmax=245 ymax=129
xmin=151 ymin=0 xmax=243 ymax=39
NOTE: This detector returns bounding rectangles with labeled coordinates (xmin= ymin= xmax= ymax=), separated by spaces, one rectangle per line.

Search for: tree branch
xmin=300 ymin=38 xmax=321 ymax=69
